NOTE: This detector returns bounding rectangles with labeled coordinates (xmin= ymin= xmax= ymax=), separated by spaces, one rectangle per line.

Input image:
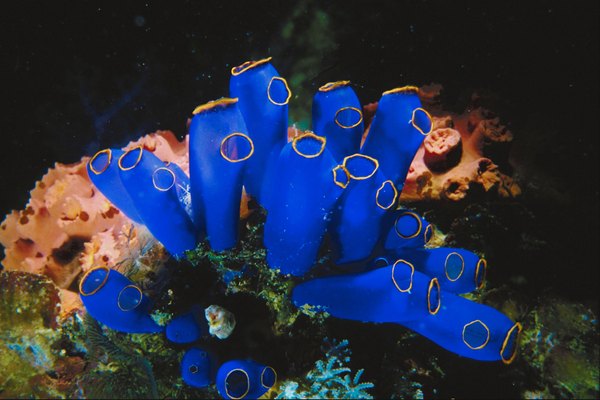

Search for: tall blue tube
xmin=189 ymin=98 xmax=254 ymax=251
xmin=263 ymin=132 xmax=347 ymax=276
xmin=117 ymin=147 xmax=198 ymax=256
xmin=360 ymin=86 xmax=432 ymax=187
xmin=230 ymin=57 xmax=290 ymax=204
xmin=79 ymin=266 xmax=164 ymax=333
xmin=312 ymin=81 xmax=364 ymax=161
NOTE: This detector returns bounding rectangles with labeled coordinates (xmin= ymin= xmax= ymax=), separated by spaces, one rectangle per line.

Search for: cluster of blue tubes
xmin=81 ymin=56 xmax=521 ymax=398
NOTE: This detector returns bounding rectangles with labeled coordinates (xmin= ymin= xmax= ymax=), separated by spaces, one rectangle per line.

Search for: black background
xmin=1 ymin=1 xmax=598 ymax=301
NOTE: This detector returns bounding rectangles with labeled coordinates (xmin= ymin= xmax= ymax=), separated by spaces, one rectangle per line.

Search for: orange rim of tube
xmin=376 ymin=180 xmax=398 ymax=210
xmin=501 ymin=322 xmax=523 ymax=365
xmin=292 ymin=132 xmax=326 ymax=159
xmin=395 ymin=211 xmax=422 ymax=239
xmin=319 ymin=80 xmax=350 ymax=92
xmin=79 ymin=266 xmax=111 ymax=296
xmin=342 ymin=154 xmax=379 ymax=180
xmin=462 ymin=320 xmax=491 ymax=350
xmin=332 ymin=164 xmax=350 ymax=189
xmin=411 ymin=107 xmax=433 ymax=135
xmin=260 ymin=366 xmax=277 ymax=389
xmin=231 ymin=57 xmax=272 ymax=76
xmin=424 ymin=224 xmax=433 ymax=244
xmin=118 ymin=146 xmax=144 ymax=171
xmin=117 ymin=285 xmax=143 ymax=312
xmin=334 ymin=107 xmax=363 ymax=129
xmin=224 ymin=368 xmax=250 ymax=399
xmin=382 ymin=85 xmax=420 ymax=96
xmin=444 ymin=252 xmax=465 ymax=282
xmin=391 ymin=259 xmax=414 ymax=293
xmin=220 ymin=133 xmax=255 ymax=163
xmin=475 ymin=258 xmax=487 ymax=289
xmin=427 ymin=278 xmax=441 ymax=315
xmin=89 ymin=149 xmax=112 ymax=175
xmin=152 ymin=167 xmax=176 ymax=192
xmin=192 ymin=97 xmax=238 ymax=115
xmin=267 ymin=76 xmax=292 ymax=106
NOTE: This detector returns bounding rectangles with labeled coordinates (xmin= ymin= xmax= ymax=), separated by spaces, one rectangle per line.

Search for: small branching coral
xmin=276 ymin=338 xmax=374 ymax=399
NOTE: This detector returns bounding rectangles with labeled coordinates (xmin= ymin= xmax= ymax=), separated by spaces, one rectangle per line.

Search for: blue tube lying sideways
xmin=118 ymin=146 xmax=198 ymax=256
xmin=382 ymin=209 xmax=434 ymax=251
xmin=312 ymin=81 xmax=364 ymax=161
xmin=263 ymin=132 xmax=348 ymax=276
xmin=292 ymin=263 xmax=521 ymax=363
xmin=230 ymin=57 xmax=290 ymax=204
xmin=330 ymin=154 xmax=399 ymax=264
xmin=360 ymin=86 xmax=432 ymax=187
xmin=216 ymin=359 xmax=277 ymax=400
xmin=189 ymin=98 xmax=254 ymax=251
xmin=79 ymin=266 xmax=164 ymax=333
xmin=87 ymin=148 xmax=144 ymax=224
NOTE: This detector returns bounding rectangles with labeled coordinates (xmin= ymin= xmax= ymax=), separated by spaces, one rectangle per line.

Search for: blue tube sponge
xmin=166 ymin=304 xmax=209 ymax=344
xmin=216 ymin=359 xmax=277 ymax=400
xmin=230 ymin=57 xmax=290 ymax=203
xmin=87 ymin=148 xmax=144 ymax=224
xmin=382 ymin=209 xmax=434 ymax=251
xmin=79 ymin=266 xmax=164 ymax=333
xmin=360 ymin=86 xmax=432 ymax=187
xmin=312 ymin=81 xmax=364 ymax=161
xmin=391 ymin=247 xmax=487 ymax=293
xmin=117 ymin=146 xmax=198 ymax=256
xmin=181 ymin=347 xmax=216 ymax=388
xmin=292 ymin=263 xmax=521 ymax=363
xmin=263 ymin=132 xmax=348 ymax=276
xmin=165 ymin=161 xmax=195 ymax=223
xmin=330 ymin=154 xmax=399 ymax=264
xmin=189 ymin=98 xmax=254 ymax=251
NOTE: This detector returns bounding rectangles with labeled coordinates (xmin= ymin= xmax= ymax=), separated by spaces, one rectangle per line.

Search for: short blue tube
xmin=181 ymin=347 xmax=216 ymax=388
xmin=230 ymin=57 xmax=291 ymax=203
xmin=330 ymin=154 xmax=399 ymax=264
xmin=360 ymin=86 xmax=432 ymax=187
xmin=216 ymin=359 xmax=277 ymax=400
xmin=117 ymin=146 xmax=198 ymax=256
xmin=189 ymin=98 xmax=254 ymax=251
xmin=79 ymin=266 xmax=164 ymax=334
xmin=87 ymin=148 xmax=144 ymax=224
xmin=263 ymin=132 xmax=348 ymax=276
xmin=312 ymin=81 xmax=364 ymax=161
xmin=166 ymin=304 xmax=209 ymax=344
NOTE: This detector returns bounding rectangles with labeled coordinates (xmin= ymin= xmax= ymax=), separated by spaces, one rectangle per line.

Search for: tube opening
xmin=267 ymin=77 xmax=291 ymax=106
xmin=427 ymin=278 xmax=441 ymax=315
xmin=334 ymin=107 xmax=363 ymax=129
xmin=475 ymin=258 xmax=487 ymax=289
xmin=89 ymin=149 xmax=112 ymax=175
xmin=332 ymin=165 xmax=350 ymax=189
xmin=462 ymin=320 xmax=490 ymax=350
xmin=444 ymin=252 xmax=465 ymax=282
xmin=117 ymin=285 xmax=143 ymax=311
xmin=342 ymin=154 xmax=379 ymax=180
xmin=79 ymin=266 xmax=110 ymax=296
xmin=376 ymin=180 xmax=398 ymax=210
xmin=261 ymin=366 xmax=277 ymax=389
xmin=220 ymin=133 xmax=255 ymax=163
xmin=382 ymin=85 xmax=420 ymax=96
xmin=231 ymin=57 xmax=272 ymax=76
xmin=391 ymin=259 xmax=414 ymax=293
xmin=501 ymin=322 xmax=522 ymax=364
xmin=411 ymin=108 xmax=433 ymax=135
xmin=394 ymin=211 xmax=422 ymax=239
xmin=118 ymin=146 xmax=144 ymax=171
xmin=152 ymin=167 xmax=176 ymax=191
xmin=192 ymin=98 xmax=238 ymax=115
xmin=189 ymin=365 xmax=199 ymax=374
xmin=424 ymin=224 xmax=433 ymax=245
xmin=319 ymin=80 xmax=350 ymax=92
xmin=225 ymin=368 xmax=250 ymax=400
xmin=292 ymin=132 xmax=326 ymax=159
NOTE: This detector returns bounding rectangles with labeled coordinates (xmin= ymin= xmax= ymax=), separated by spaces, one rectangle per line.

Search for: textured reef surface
xmin=1 ymin=57 xmax=598 ymax=400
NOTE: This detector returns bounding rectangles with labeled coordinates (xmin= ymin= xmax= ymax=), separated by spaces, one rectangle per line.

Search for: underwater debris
xmin=205 ymin=304 xmax=237 ymax=339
